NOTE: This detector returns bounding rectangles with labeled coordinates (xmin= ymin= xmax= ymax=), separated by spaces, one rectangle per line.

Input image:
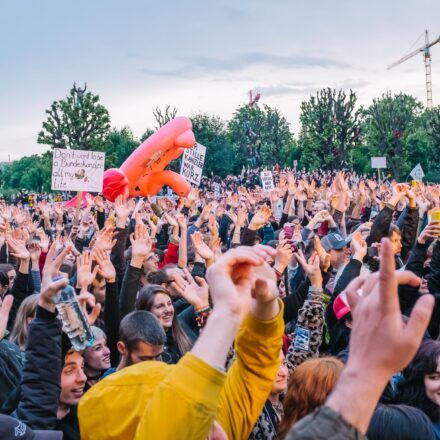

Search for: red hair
xmin=278 ymin=357 xmax=343 ymax=439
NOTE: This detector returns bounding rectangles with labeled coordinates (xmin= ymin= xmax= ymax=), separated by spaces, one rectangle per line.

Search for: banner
xmin=410 ymin=163 xmax=425 ymax=181
xmin=180 ymin=143 xmax=206 ymax=186
xmin=260 ymin=170 xmax=275 ymax=191
xmin=51 ymin=148 xmax=105 ymax=192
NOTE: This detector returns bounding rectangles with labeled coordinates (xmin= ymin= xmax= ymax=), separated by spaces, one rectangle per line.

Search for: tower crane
xmin=387 ymin=30 xmax=440 ymax=108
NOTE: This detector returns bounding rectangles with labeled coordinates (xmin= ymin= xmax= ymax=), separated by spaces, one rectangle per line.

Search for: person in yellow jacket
xmin=79 ymin=245 xmax=284 ymax=440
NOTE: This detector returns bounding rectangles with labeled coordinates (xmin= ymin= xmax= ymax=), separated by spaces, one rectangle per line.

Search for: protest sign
xmin=51 ymin=148 xmax=105 ymax=192
xmin=213 ymin=182 xmax=221 ymax=200
xmin=410 ymin=163 xmax=425 ymax=181
xmin=260 ymin=170 xmax=275 ymax=191
xmin=371 ymin=157 xmax=387 ymax=169
xmin=180 ymin=143 xmax=206 ymax=186
xmin=275 ymin=198 xmax=284 ymax=220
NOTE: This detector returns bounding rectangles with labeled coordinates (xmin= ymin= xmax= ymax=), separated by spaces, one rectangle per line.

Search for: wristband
xmin=195 ymin=306 xmax=212 ymax=328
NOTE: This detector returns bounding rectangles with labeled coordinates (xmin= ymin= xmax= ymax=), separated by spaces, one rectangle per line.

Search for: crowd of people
xmin=0 ymin=167 xmax=439 ymax=439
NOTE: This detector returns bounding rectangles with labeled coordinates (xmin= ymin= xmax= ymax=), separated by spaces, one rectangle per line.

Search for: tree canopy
xmin=299 ymin=88 xmax=361 ymax=170
xmin=4 ymin=84 xmax=440 ymax=198
xmin=37 ymin=83 xmax=111 ymax=150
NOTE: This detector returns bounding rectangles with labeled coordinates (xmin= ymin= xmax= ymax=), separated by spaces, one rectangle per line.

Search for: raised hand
xmin=29 ymin=243 xmax=42 ymax=263
xmin=130 ymin=222 xmax=152 ymax=267
xmin=114 ymin=195 xmax=131 ymax=227
xmin=351 ymin=231 xmax=367 ymax=260
xmin=41 ymin=241 xmax=72 ymax=290
xmin=36 ymin=228 xmax=50 ymax=252
xmin=273 ymin=240 xmax=294 ymax=274
xmin=295 ymin=250 xmax=323 ymax=288
xmin=205 ymin=245 xmax=276 ymax=320
xmin=191 ymin=231 xmax=214 ymax=261
xmin=7 ymin=237 xmax=30 ymax=260
xmin=78 ymin=290 xmax=101 ymax=325
xmin=314 ymin=235 xmax=331 ymax=272
xmin=94 ymin=248 xmax=116 ymax=282
xmin=38 ymin=277 xmax=69 ymax=313
xmin=418 ymin=221 xmax=440 ymax=244
xmin=180 ymin=269 xmax=209 ymax=310
xmin=236 ymin=207 xmax=248 ymax=227
xmin=77 ymin=251 xmax=99 ymax=290
xmin=93 ymin=225 xmax=117 ymax=252
xmin=248 ymin=205 xmax=272 ymax=231
xmin=163 ymin=212 xmax=178 ymax=228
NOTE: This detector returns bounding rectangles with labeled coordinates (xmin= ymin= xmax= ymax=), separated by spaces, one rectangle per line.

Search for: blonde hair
xmin=10 ymin=294 xmax=39 ymax=350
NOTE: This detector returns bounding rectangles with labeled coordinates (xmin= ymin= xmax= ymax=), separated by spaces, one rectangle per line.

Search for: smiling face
xmin=151 ymin=292 xmax=174 ymax=329
xmin=60 ymin=351 xmax=87 ymax=407
xmin=424 ymin=357 xmax=440 ymax=407
xmin=83 ymin=337 xmax=111 ymax=372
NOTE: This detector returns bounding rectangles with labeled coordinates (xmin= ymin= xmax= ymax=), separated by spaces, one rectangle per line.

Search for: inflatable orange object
xmin=102 ymin=117 xmax=195 ymax=202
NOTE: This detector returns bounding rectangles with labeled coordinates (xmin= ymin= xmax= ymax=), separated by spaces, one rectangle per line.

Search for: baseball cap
xmin=0 ymin=415 xmax=62 ymax=440
xmin=333 ymin=291 xmax=351 ymax=320
xmin=321 ymin=232 xmax=351 ymax=252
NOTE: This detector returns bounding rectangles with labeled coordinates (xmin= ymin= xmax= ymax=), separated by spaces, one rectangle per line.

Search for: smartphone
xmin=367 ymin=247 xmax=378 ymax=258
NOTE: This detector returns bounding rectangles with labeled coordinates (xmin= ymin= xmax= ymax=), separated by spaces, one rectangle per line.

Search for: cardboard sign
xmin=260 ymin=170 xmax=275 ymax=191
xmin=51 ymin=148 xmax=105 ymax=192
xmin=410 ymin=163 xmax=425 ymax=181
xmin=371 ymin=157 xmax=387 ymax=169
xmin=180 ymin=143 xmax=206 ymax=186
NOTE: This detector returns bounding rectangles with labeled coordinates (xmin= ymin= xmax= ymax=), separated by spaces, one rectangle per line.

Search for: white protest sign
xmin=180 ymin=143 xmax=206 ymax=186
xmin=51 ymin=148 xmax=105 ymax=192
xmin=293 ymin=160 xmax=298 ymax=167
xmin=371 ymin=157 xmax=387 ymax=169
xmin=410 ymin=163 xmax=425 ymax=181
xmin=260 ymin=170 xmax=275 ymax=191
xmin=213 ymin=182 xmax=221 ymax=200
xmin=275 ymin=198 xmax=284 ymax=220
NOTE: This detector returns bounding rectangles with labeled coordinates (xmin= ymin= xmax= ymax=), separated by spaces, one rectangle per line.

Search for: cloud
xmin=254 ymin=79 xmax=369 ymax=97
xmin=141 ymin=52 xmax=352 ymax=78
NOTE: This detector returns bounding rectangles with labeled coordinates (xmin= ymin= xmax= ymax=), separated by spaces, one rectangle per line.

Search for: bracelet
xmin=195 ymin=306 xmax=212 ymax=328
xmin=308 ymin=286 xmax=323 ymax=294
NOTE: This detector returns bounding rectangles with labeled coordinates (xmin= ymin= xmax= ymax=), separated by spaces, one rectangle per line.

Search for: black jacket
xmin=15 ymin=306 xmax=61 ymax=430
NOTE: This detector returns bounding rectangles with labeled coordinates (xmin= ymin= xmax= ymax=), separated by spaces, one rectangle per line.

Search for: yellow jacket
xmin=78 ymin=302 xmax=284 ymax=440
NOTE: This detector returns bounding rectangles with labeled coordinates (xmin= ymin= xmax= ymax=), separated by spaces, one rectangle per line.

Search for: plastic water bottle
xmin=53 ymin=279 xmax=95 ymax=351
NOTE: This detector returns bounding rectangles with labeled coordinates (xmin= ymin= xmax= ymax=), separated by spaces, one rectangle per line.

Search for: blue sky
xmin=1 ymin=0 xmax=440 ymax=161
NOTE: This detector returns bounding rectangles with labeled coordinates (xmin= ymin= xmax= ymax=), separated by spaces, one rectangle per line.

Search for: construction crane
xmin=387 ymin=30 xmax=440 ymax=108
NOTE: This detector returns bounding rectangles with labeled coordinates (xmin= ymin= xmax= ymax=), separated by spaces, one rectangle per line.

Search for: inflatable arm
xmin=102 ymin=117 xmax=195 ymax=202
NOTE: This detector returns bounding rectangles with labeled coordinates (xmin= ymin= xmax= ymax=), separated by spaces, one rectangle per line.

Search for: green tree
xmin=190 ymin=113 xmax=233 ymax=177
xmin=101 ymin=127 xmax=139 ymax=169
xmin=2 ymin=152 xmax=52 ymax=193
xmin=139 ymin=128 xmax=155 ymax=143
xmin=362 ymin=92 xmax=423 ymax=180
xmin=38 ymin=83 xmax=111 ymax=150
xmin=228 ymin=104 xmax=295 ymax=172
xmin=299 ymin=88 xmax=361 ymax=170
